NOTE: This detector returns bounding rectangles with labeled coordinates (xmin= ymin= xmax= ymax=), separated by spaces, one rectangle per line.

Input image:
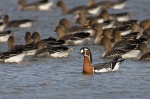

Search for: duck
xmin=33 ymin=41 xmax=73 ymax=58
xmin=58 ymin=18 xmax=94 ymax=36
xmin=4 ymin=15 xmax=35 ymax=28
xmin=0 ymin=30 xmax=16 ymax=42
xmin=77 ymin=10 xmax=116 ymax=29
xmin=17 ymin=0 xmax=53 ymax=11
xmin=116 ymin=22 xmax=140 ymax=36
xmin=56 ymin=0 xmax=102 ymax=15
xmin=78 ymin=47 xmax=124 ymax=74
xmin=31 ymin=32 xmax=66 ymax=47
xmin=101 ymin=37 xmax=140 ymax=59
xmin=109 ymin=12 xmax=130 ymax=22
xmin=87 ymin=0 xmax=127 ymax=10
xmin=87 ymin=0 xmax=111 ymax=10
xmin=111 ymin=29 xmax=145 ymax=49
xmin=137 ymin=43 xmax=150 ymax=61
xmin=56 ymin=0 xmax=86 ymax=14
xmin=75 ymin=10 xmax=131 ymax=25
xmin=7 ymin=36 xmax=37 ymax=56
xmin=89 ymin=18 xmax=115 ymax=29
xmin=0 ymin=48 xmax=26 ymax=63
xmin=55 ymin=26 xmax=91 ymax=46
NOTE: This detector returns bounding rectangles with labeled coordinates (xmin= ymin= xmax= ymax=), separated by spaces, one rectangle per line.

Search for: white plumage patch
xmin=51 ymin=48 xmax=72 ymax=58
xmin=74 ymin=38 xmax=90 ymax=45
xmin=121 ymin=50 xmax=141 ymax=59
xmin=112 ymin=62 xmax=120 ymax=71
xmin=0 ymin=34 xmax=11 ymax=42
xmin=117 ymin=16 xmax=130 ymax=22
xmin=88 ymin=6 xmax=101 ymax=15
xmin=120 ymin=29 xmax=132 ymax=36
xmin=39 ymin=2 xmax=53 ymax=10
xmin=94 ymin=68 xmax=112 ymax=73
xmin=98 ymin=18 xmax=104 ymax=23
xmin=0 ymin=24 xmax=6 ymax=31
xmin=4 ymin=53 xmax=26 ymax=63
xmin=19 ymin=22 xmax=33 ymax=28
xmin=25 ymin=49 xmax=37 ymax=56
xmin=102 ymin=21 xmax=115 ymax=29
xmin=112 ymin=2 xmax=126 ymax=9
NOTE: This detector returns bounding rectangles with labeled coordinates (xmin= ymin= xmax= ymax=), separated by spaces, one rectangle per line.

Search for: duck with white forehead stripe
xmin=78 ymin=47 xmax=124 ymax=74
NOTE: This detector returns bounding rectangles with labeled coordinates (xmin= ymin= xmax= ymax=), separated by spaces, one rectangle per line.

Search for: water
xmin=0 ymin=0 xmax=150 ymax=99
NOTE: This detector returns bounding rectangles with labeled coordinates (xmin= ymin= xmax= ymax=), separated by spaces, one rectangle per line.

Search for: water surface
xmin=0 ymin=0 xmax=150 ymax=99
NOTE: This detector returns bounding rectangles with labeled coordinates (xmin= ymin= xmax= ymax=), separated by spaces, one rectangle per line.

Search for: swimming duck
xmin=56 ymin=0 xmax=86 ymax=14
xmin=4 ymin=15 xmax=35 ymax=28
xmin=56 ymin=0 xmax=102 ymax=15
xmin=101 ymin=37 xmax=140 ymax=59
xmin=75 ymin=10 xmax=130 ymax=25
xmin=111 ymin=29 xmax=145 ymax=49
xmin=87 ymin=0 xmax=127 ymax=10
xmin=17 ymin=0 xmax=53 ymax=10
xmin=55 ymin=26 xmax=91 ymax=46
xmin=79 ymin=47 xmax=124 ymax=74
xmin=109 ymin=12 xmax=130 ymax=22
xmin=34 ymin=41 xmax=73 ymax=58
xmin=116 ymin=22 xmax=140 ymax=36
xmin=7 ymin=36 xmax=37 ymax=56
xmin=31 ymin=32 xmax=66 ymax=47
xmin=59 ymin=18 xmax=94 ymax=36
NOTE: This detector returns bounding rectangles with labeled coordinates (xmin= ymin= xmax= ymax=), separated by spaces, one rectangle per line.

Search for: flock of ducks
xmin=0 ymin=0 xmax=150 ymax=74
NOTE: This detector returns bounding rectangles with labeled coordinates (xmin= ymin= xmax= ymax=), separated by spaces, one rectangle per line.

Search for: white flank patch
xmin=0 ymin=24 xmax=6 ymax=31
xmin=51 ymin=48 xmax=73 ymax=58
xmin=26 ymin=49 xmax=37 ymax=56
xmin=39 ymin=2 xmax=53 ymax=10
xmin=0 ymin=34 xmax=11 ymax=42
xmin=88 ymin=6 xmax=101 ymax=15
xmin=112 ymin=2 xmax=126 ymax=9
xmin=94 ymin=68 xmax=112 ymax=73
xmin=51 ymin=52 xmax=68 ymax=58
xmin=19 ymin=22 xmax=33 ymax=28
xmin=75 ymin=38 xmax=90 ymax=45
xmin=121 ymin=50 xmax=141 ymax=59
xmin=98 ymin=18 xmax=104 ymax=23
xmin=120 ymin=29 xmax=132 ymax=36
xmin=85 ymin=29 xmax=93 ymax=34
xmin=117 ymin=16 xmax=130 ymax=22
xmin=5 ymin=53 xmax=26 ymax=63
xmin=112 ymin=62 xmax=120 ymax=71
xmin=102 ymin=22 xmax=115 ymax=29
